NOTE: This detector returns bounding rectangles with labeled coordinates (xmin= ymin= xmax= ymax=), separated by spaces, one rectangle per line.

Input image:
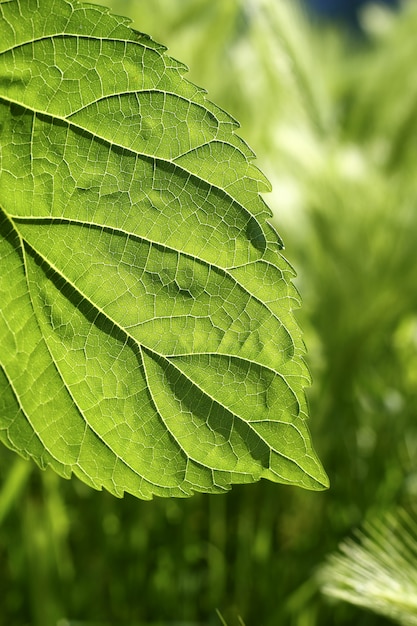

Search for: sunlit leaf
xmin=0 ymin=0 xmax=328 ymax=498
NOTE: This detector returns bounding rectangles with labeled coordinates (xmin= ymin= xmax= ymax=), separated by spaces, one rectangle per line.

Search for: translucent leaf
xmin=0 ymin=0 xmax=328 ymax=498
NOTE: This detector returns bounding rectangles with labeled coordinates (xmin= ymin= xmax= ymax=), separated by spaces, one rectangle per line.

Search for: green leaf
xmin=0 ymin=0 xmax=328 ymax=498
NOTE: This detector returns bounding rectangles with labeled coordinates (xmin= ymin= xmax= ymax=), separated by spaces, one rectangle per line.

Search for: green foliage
xmin=0 ymin=0 xmax=328 ymax=498
xmin=2 ymin=0 xmax=417 ymax=625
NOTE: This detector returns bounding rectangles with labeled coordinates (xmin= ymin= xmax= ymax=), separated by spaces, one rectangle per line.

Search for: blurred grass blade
xmin=0 ymin=457 xmax=31 ymax=525
xmin=318 ymin=510 xmax=417 ymax=625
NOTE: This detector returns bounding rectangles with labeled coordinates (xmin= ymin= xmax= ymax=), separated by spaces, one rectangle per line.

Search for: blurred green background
xmin=2 ymin=1 xmax=417 ymax=624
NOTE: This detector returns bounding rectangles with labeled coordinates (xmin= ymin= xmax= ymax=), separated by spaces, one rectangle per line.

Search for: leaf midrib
xmin=0 ymin=32 xmax=166 ymax=57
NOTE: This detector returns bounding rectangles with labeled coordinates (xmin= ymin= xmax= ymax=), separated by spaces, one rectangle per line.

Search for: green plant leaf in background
xmin=0 ymin=0 xmax=328 ymax=499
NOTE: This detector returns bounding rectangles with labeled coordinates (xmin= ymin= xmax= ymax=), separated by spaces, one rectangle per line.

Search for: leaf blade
xmin=0 ymin=0 xmax=328 ymax=498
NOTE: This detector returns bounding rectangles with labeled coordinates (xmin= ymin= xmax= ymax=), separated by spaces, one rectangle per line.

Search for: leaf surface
xmin=0 ymin=0 xmax=328 ymax=497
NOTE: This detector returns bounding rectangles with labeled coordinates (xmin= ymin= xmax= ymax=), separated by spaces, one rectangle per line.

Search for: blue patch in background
xmin=304 ymin=0 xmax=399 ymax=29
